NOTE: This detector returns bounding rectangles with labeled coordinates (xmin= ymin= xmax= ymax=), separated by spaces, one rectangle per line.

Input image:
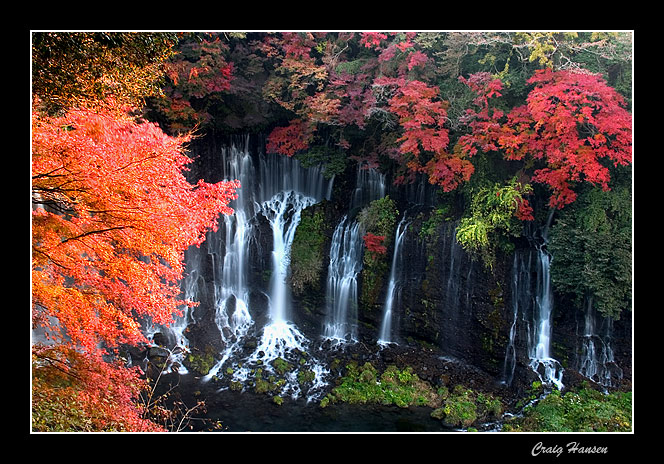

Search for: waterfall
xmin=578 ymin=297 xmax=623 ymax=388
xmin=503 ymin=248 xmax=563 ymax=389
xmin=251 ymin=190 xmax=317 ymax=361
xmin=436 ymin=221 xmax=471 ymax=357
xmin=250 ymin=150 xmax=333 ymax=360
xmin=350 ymin=165 xmax=386 ymax=212
xmin=259 ymin=152 xmax=333 ymax=203
xmin=146 ymin=137 xmax=257 ymax=376
xmin=143 ymin=137 xmax=334 ymax=400
xmin=528 ymin=248 xmax=564 ymax=389
xmin=322 ymin=165 xmax=386 ymax=345
xmin=502 ymin=253 xmax=529 ymax=386
xmin=322 ymin=216 xmax=363 ymax=344
xmin=202 ymin=141 xmax=256 ymax=380
xmin=144 ymin=252 xmax=198 ymax=374
xmin=378 ymin=216 xmax=411 ymax=345
xmin=228 ymin=150 xmax=333 ymax=400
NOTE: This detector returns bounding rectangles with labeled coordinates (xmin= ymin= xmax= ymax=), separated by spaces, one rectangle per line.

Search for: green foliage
xmin=289 ymin=208 xmax=327 ymax=295
xmin=549 ymin=182 xmax=632 ymax=319
xmin=505 ymin=387 xmax=632 ymax=432
xmin=431 ymin=385 xmax=503 ymax=428
xmin=320 ymin=362 xmax=438 ymax=409
xmin=441 ymin=387 xmax=477 ymax=427
xmin=514 ymin=32 xmax=580 ymax=68
xmin=456 ymin=177 xmax=532 ymax=269
xmin=335 ymin=58 xmax=370 ymax=75
xmin=419 ymin=206 xmax=450 ymax=242
xmin=357 ymin=196 xmax=399 ymax=241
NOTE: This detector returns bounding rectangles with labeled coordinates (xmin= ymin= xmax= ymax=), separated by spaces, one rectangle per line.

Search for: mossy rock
xmin=184 ymin=346 xmax=217 ymax=376
xmin=272 ymin=357 xmax=292 ymax=375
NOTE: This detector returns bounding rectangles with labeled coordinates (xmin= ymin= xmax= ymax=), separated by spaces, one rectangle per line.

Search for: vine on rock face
xmin=456 ymin=178 xmax=534 ymax=269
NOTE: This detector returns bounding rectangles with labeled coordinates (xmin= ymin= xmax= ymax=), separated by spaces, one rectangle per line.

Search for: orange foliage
xmin=31 ymin=101 xmax=239 ymax=354
xmin=32 ymin=345 xmax=165 ymax=431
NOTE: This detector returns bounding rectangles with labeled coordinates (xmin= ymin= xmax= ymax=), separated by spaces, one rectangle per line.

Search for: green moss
xmin=290 ymin=208 xmax=327 ymax=295
xmin=185 ymin=347 xmax=217 ymax=376
xmin=272 ymin=357 xmax=291 ymax=375
xmin=442 ymin=386 xmax=478 ymax=427
xmin=358 ymin=196 xmax=399 ymax=308
xmin=419 ymin=207 xmax=450 ymax=242
xmin=229 ymin=381 xmax=243 ymax=391
xmin=506 ymin=386 xmax=632 ymax=432
xmin=357 ymin=196 xmax=399 ymax=242
xmin=320 ymin=362 xmax=439 ymax=410
xmin=430 ymin=385 xmax=503 ymax=428
xmin=297 ymin=369 xmax=316 ymax=385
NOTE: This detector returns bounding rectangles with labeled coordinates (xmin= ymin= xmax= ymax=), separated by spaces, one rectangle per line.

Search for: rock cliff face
xmin=141 ymin=134 xmax=631 ymax=403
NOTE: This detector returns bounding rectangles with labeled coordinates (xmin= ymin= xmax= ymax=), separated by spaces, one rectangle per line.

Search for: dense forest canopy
xmin=144 ymin=31 xmax=632 ymax=314
xmin=31 ymin=31 xmax=632 ymax=432
xmin=145 ymin=32 xmax=632 ymax=211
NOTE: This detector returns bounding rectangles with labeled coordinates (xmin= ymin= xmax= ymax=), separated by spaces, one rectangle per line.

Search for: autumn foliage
xmin=266 ymin=119 xmax=313 ymax=157
xmin=242 ymin=32 xmax=631 ymax=211
xmin=32 ymin=103 xmax=238 ymax=351
xmin=31 ymin=31 xmax=632 ymax=431
xmin=32 ymin=344 xmax=164 ymax=431
xmin=32 ymin=100 xmax=239 ymax=430
xmin=458 ymin=69 xmax=632 ymax=208
xmin=363 ymin=233 xmax=388 ymax=255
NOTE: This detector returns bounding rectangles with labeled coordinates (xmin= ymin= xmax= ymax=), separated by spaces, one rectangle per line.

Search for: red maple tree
xmin=265 ymin=119 xmax=314 ymax=157
xmin=458 ymin=69 xmax=632 ymax=208
xmin=363 ymin=232 xmax=388 ymax=255
xmin=374 ymin=77 xmax=474 ymax=191
xmin=32 ymin=102 xmax=239 ymax=351
xmin=32 ymin=101 xmax=239 ymax=430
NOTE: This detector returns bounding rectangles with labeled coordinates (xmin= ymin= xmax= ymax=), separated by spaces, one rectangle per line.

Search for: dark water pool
xmin=189 ymin=389 xmax=457 ymax=432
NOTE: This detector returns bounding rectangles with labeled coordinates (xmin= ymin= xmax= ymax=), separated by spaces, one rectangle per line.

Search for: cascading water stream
xmin=144 ymin=258 xmax=198 ymax=374
xmin=322 ymin=216 xmax=363 ymax=344
xmin=350 ymin=165 xmax=386 ymax=212
xmin=501 ymin=253 xmax=529 ymax=386
xmin=502 ymin=246 xmax=564 ymax=389
xmin=251 ymin=190 xmax=316 ymax=361
xmin=201 ymin=142 xmax=256 ymax=381
xmin=146 ymin=138 xmax=257 ymax=376
xmin=528 ymin=247 xmax=564 ymax=389
xmin=251 ymin=153 xmax=332 ymax=359
xmin=225 ymin=152 xmax=334 ymax=400
xmin=378 ymin=216 xmax=411 ymax=345
xmin=322 ymin=166 xmax=386 ymax=346
xmin=578 ymin=297 xmax=622 ymax=388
